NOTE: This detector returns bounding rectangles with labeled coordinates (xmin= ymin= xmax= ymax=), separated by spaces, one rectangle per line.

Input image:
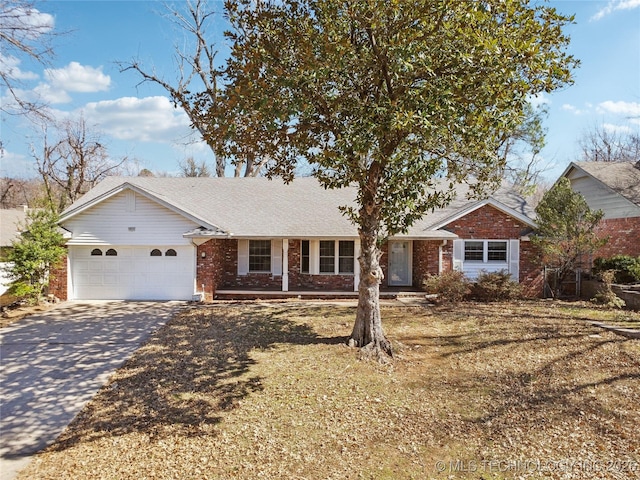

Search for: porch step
xmin=214 ymin=289 xmax=426 ymax=301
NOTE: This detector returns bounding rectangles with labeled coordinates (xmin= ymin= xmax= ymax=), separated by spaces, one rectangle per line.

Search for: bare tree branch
xmin=30 ymin=116 xmax=127 ymax=212
xmin=0 ymin=0 xmax=60 ymax=121
xmin=118 ymin=0 xmax=262 ymax=177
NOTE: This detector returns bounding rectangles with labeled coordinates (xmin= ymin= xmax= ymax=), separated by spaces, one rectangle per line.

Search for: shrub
xmin=470 ymin=270 xmax=522 ymax=302
xmin=591 ymin=270 xmax=626 ymax=309
xmin=423 ymin=271 xmax=470 ymax=304
xmin=592 ymin=255 xmax=640 ymax=284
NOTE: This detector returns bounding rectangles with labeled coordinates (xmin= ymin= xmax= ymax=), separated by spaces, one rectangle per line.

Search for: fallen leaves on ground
xmin=18 ymin=300 xmax=640 ymax=479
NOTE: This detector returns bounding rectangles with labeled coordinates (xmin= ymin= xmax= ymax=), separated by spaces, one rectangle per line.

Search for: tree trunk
xmin=349 ymin=213 xmax=393 ymax=361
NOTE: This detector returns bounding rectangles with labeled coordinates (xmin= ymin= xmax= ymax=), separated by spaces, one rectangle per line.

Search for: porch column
xmin=354 ymin=239 xmax=361 ymax=291
xmin=282 ymin=238 xmax=289 ymax=291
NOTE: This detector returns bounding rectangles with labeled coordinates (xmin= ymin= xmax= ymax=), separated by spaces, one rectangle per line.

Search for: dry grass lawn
xmin=19 ymin=301 xmax=640 ymax=479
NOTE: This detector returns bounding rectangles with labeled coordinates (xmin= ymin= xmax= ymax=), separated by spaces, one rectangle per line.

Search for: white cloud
xmin=591 ymin=0 xmax=640 ymax=21
xmin=597 ymin=100 xmax=640 ymax=117
xmin=2 ymin=6 xmax=54 ymax=41
xmin=80 ymin=96 xmax=192 ymax=143
xmin=527 ymin=92 xmax=551 ymax=109
xmin=0 ymin=150 xmax=35 ymax=178
xmin=0 ymin=53 xmax=39 ymax=80
xmin=32 ymin=83 xmax=71 ymax=104
xmin=562 ymin=104 xmax=588 ymax=115
xmin=44 ymin=62 xmax=111 ymax=93
xmin=603 ymin=123 xmax=633 ymax=134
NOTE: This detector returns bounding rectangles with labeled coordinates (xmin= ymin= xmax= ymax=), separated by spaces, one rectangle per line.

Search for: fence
xmin=543 ymin=267 xmax=582 ymax=299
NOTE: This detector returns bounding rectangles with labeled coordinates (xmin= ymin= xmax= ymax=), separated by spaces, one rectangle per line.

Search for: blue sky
xmin=1 ymin=0 xmax=639 ymax=182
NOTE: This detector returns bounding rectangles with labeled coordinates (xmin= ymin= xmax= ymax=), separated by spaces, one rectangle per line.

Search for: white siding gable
xmin=62 ymin=190 xmax=200 ymax=245
xmin=567 ymin=169 xmax=640 ymax=219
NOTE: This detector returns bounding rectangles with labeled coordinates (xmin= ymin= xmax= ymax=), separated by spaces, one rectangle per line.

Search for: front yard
xmin=19 ymin=301 xmax=640 ymax=479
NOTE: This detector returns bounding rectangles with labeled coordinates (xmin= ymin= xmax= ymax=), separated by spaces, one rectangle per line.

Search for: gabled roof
xmin=60 ymin=176 xmax=535 ymax=239
xmin=562 ymin=161 xmax=640 ymax=207
xmin=0 ymin=208 xmax=28 ymax=247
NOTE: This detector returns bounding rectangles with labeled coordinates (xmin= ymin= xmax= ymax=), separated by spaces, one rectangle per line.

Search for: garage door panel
xmin=71 ymin=246 xmax=194 ymax=300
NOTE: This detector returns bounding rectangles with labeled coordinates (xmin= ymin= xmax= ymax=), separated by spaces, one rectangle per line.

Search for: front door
xmin=388 ymin=241 xmax=411 ymax=286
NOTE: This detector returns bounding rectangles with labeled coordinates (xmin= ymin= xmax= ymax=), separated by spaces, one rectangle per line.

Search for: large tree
xmin=31 ymin=116 xmax=127 ymax=212
xmin=220 ymin=0 xmax=577 ymax=358
xmin=532 ymin=177 xmax=607 ymax=298
xmin=578 ymin=124 xmax=640 ymax=164
xmin=119 ymin=0 xmax=270 ymax=178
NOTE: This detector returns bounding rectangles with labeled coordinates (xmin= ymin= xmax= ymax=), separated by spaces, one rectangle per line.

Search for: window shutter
xmin=509 ymin=239 xmax=520 ymax=282
xmin=452 ymin=239 xmax=464 ymax=272
xmin=309 ymin=240 xmax=319 ymax=275
xmin=271 ymin=240 xmax=282 ymax=276
xmin=238 ymin=239 xmax=249 ymax=276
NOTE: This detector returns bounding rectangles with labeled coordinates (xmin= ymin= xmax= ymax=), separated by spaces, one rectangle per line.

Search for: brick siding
xmin=441 ymin=204 xmax=543 ymax=297
xmin=198 ymin=238 xmax=355 ymax=294
xmin=48 ymin=254 xmax=68 ymax=300
xmin=594 ymin=217 xmax=640 ymax=258
xmin=412 ymin=240 xmax=442 ymax=286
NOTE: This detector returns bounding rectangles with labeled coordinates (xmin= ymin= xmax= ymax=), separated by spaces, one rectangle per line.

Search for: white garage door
xmin=71 ymin=246 xmax=195 ymax=300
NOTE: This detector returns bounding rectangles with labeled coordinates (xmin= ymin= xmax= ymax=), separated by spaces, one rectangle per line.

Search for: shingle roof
xmin=61 ymin=176 xmax=535 ymax=239
xmin=0 ymin=208 xmax=28 ymax=247
xmin=571 ymin=161 xmax=640 ymax=207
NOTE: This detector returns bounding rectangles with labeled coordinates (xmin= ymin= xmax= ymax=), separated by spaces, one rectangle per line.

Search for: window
xmin=301 ymin=240 xmax=356 ymax=275
xmin=319 ymin=240 xmax=335 ymax=273
xmin=464 ymin=240 xmax=507 ymax=263
xmin=301 ymin=240 xmax=310 ymax=274
xmin=249 ymin=240 xmax=271 ymax=272
xmin=150 ymin=249 xmax=162 ymax=257
xmin=105 ymin=248 xmax=118 ymax=256
xmin=487 ymin=241 xmax=507 ymax=261
xmin=91 ymin=248 xmax=103 ymax=256
xmin=338 ymin=241 xmax=355 ymax=273
xmin=165 ymin=249 xmax=177 ymax=257
xmin=464 ymin=241 xmax=484 ymax=261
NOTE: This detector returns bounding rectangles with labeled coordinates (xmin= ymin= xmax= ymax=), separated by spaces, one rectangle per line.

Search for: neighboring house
xmin=0 ymin=207 xmax=29 ymax=296
xmin=51 ymin=177 xmax=542 ymax=301
xmin=561 ymin=161 xmax=640 ymax=258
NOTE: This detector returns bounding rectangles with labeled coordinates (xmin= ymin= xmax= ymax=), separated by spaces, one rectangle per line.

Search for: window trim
xmin=319 ymin=240 xmax=335 ymax=274
xmin=463 ymin=240 xmax=508 ymax=263
xmin=248 ymin=239 xmax=272 ymax=273
xmin=301 ymin=239 xmax=356 ymax=275
xmin=301 ymin=240 xmax=310 ymax=274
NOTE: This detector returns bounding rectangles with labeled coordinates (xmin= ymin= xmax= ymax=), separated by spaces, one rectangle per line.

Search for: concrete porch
xmin=214 ymin=287 xmax=426 ymax=301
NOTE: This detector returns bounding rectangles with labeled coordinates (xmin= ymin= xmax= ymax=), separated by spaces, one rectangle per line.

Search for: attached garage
xmin=69 ymin=245 xmax=195 ymax=300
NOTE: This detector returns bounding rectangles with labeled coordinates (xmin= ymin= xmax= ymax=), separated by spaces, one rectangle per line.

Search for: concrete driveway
xmin=0 ymin=301 xmax=183 ymax=480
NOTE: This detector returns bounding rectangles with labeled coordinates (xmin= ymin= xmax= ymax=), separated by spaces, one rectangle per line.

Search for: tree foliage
xmin=533 ymin=177 xmax=607 ymax=297
xmin=5 ymin=208 xmax=66 ymax=304
xmin=497 ymin=103 xmax=551 ymax=194
xmin=220 ymin=0 xmax=576 ymax=358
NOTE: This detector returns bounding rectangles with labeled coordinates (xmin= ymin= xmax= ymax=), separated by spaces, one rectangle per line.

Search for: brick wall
xmin=48 ymin=253 xmax=68 ymax=300
xmin=412 ymin=240 xmax=442 ymax=286
xmin=196 ymin=239 xmax=227 ymax=301
xmin=443 ymin=204 xmax=532 ymax=239
xmin=287 ymin=240 xmax=355 ymax=291
xmin=199 ymin=238 xmax=355 ymax=293
xmin=440 ymin=204 xmax=542 ymax=297
xmin=594 ymin=217 xmax=640 ymax=258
